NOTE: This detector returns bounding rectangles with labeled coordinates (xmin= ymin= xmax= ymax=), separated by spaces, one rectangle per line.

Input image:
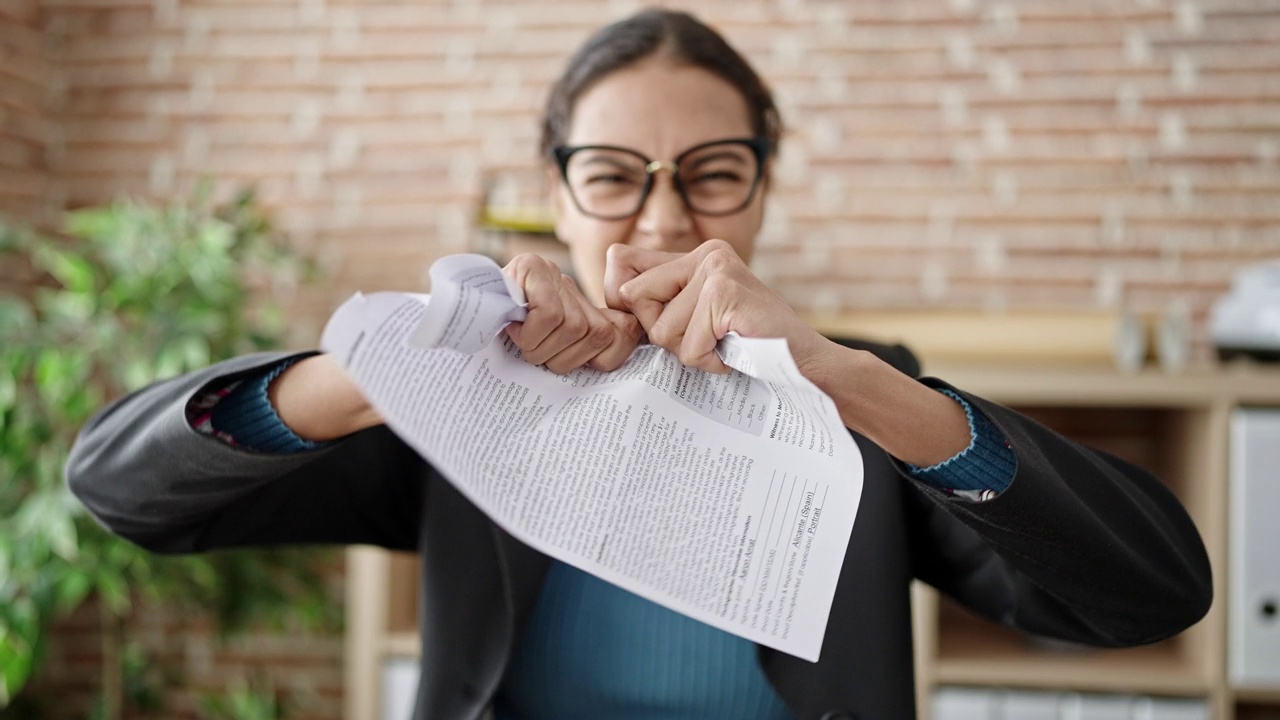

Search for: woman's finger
xmin=504 ymin=255 xmax=564 ymax=353
xmin=679 ymin=277 xmax=730 ymax=374
xmin=644 ymin=269 xmax=704 ymax=356
xmin=604 ymin=243 xmax=686 ymax=312
xmin=614 ymin=254 xmax=700 ymax=331
xmin=588 ymin=308 xmax=645 ymax=372
xmin=543 ymin=285 xmax=618 ymax=374
xmin=521 ymin=275 xmax=592 ymax=367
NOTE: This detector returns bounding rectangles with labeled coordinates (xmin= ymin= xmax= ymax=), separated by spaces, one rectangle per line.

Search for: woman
xmin=68 ymin=9 xmax=1211 ymax=720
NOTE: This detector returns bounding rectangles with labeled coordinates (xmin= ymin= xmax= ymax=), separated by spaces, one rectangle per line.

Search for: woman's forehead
xmin=565 ymin=60 xmax=755 ymax=156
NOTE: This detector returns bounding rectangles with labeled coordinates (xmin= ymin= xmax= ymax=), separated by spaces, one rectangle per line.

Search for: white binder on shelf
xmin=1230 ymin=409 xmax=1280 ymax=689
xmin=998 ymin=690 xmax=1060 ymax=719
xmin=1130 ymin=696 xmax=1209 ymax=720
xmin=381 ymin=658 xmax=420 ymax=720
xmin=932 ymin=686 xmax=994 ymax=720
xmin=1060 ymin=692 xmax=1132 ymax=720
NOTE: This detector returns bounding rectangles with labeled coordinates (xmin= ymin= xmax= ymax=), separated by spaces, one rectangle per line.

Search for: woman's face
xmin=551 ymin=58 xmax=768 ymax=306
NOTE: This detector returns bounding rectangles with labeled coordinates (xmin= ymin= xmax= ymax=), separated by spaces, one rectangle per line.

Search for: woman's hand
xmin=605 ymin=240 xmax=972 ymax=466
xmin=503 ymin=253 xmax=643 ymax=374
xmin=604 ymin=240 xmax=835 ymax=378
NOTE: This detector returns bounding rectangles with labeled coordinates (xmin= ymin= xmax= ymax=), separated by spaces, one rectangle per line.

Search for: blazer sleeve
xmin=66 ymin=352 xmax=428 ymax=555
xmin=904 ymin=377 xmax=1213 ymax=648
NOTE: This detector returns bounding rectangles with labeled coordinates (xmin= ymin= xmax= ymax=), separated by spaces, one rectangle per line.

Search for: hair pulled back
xmin=539 ymin=8 xmax=782 ymax=158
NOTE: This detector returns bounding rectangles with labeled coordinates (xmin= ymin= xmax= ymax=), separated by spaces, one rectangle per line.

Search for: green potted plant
xmin=198 ymin=675 xmax=295 ymax=720
xmin=0 ymin=186 xmax=340 ymax=719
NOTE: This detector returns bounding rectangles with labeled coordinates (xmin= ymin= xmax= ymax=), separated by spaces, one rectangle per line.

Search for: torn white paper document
xmin=320 ymin=254 xmax=864 ymax=661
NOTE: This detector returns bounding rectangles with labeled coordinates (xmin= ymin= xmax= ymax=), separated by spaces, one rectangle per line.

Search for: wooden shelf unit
xmin=935 ymin=630 xmax=1201 ymax=697
xmin=344 ymin=362 xmax=1280 ymax=720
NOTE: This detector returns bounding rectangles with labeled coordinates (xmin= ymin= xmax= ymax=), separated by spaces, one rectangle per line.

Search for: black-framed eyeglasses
xmin=551 ymin=136 xmax=773 ymax=221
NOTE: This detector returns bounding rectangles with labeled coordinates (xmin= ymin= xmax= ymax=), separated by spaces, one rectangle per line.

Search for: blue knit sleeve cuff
xmin=208 ymin=359 xmax=327 ymax=453
xmin=906 ymin=389 xmax=1016 ymax=496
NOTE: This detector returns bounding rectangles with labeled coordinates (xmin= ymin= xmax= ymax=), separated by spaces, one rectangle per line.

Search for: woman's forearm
xmin=806 ymin=344 xmax=971 ymax=468
xmin=268 ymin=354 xmax=383 ymax=442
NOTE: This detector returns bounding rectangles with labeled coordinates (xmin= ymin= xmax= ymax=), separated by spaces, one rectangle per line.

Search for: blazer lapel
xmin=413 ymin=479 xmax=549 ymax=720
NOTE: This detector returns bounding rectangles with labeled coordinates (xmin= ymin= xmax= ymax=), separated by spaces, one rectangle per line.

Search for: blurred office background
xmin=4 ymin=0 xmax=1277 ymax=353
xmin=2 ymin=0 xmax=1277 ymax=718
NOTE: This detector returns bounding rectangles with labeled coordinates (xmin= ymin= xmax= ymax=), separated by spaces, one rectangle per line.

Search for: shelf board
xmin=1235 ymin=687 xmax=1280 ymax=704
xmin=936 ymin=631 xmax=1205 ymax=696
xmin=915 ymin=362 xmax=1280 ymax=408
xmin=479 ymin=206 xmax=555 ymax=235
xmin=383 ymin=630 xmax=422 ymax=658
xmin=935 ymin=645 xmax=1204 ymax=696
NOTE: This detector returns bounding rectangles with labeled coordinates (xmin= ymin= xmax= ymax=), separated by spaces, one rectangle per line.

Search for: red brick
xmin=0 ymin=0 xmax=38 ymax=23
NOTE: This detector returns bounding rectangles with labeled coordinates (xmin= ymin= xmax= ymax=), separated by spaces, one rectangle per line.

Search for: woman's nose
xmin=633 ymin=174 xmax=697 ymax=252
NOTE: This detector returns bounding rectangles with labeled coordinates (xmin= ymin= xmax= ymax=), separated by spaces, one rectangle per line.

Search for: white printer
xmin=1210 ymin=259 xmax=1280 ymax=361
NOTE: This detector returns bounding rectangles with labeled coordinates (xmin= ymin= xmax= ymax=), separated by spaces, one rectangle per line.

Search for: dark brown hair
xmin=539 ymin=8 xmax=782 ymax=158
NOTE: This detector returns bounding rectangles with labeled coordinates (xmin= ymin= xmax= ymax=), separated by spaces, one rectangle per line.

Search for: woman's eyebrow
xmin=682 ymin=150 xmax=749 ymax=170
xmin=577 ymin=154 xmax=642 ymax=169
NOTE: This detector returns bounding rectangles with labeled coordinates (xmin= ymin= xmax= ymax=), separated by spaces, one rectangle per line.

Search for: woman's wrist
xmin=806 ymin=343 xmax=971 ymax=467
xmin=267 ymin=354 xmax=382 ymax=442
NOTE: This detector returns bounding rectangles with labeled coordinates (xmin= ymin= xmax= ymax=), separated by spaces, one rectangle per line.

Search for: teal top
xmin=495 ymin=561 xmax=794 ymax=720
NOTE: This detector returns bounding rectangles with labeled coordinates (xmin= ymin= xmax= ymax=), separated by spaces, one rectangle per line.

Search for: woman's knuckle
xmin=563 ymin=314 xmax=588 ymax=339
xmin=605 ymin=353 xmax=631 ymax=372
xmin=621 ymin=313 xmax=643 ymax=338
xmin=649 ymin=325 xmax=675 ymax=349
xmin=588 ymin=321 xmax=614 ymax=346
xmin=703 ymin=238 xmax=734 ymax=256
xmin=703 ymin=273 xmax=734 ymax=296
xmin=542 ymin=302 xmax=565 ymax=324
xmin=605 ymin=243 xmax=630 ymax=264
xmin=617 ymin=282 xmax=640 ymax=304
xmin=701 ymin=249 xmax=736 ymax=275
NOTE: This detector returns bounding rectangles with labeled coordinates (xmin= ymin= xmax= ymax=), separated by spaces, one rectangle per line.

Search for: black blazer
xmin=66 ymin=347 xmax=1212 ymax=720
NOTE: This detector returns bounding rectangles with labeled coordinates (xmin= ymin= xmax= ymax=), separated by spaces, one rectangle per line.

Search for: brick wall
xmin=37 ymin=0 xmax=1280 ymax=358
xmin=26 ymin=570 xmax=346 ymax=720
xmin=0 ymin=0 xmax=46 ymax=224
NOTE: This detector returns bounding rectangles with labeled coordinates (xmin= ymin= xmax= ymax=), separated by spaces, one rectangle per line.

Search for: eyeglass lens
xmin=563 ymin=141 xmax=761 ymax=219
